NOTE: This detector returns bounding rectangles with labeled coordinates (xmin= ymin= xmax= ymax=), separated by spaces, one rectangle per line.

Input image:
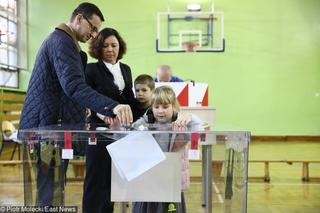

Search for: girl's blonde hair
xmin=152 ymin=86 xmax=180 ymax=114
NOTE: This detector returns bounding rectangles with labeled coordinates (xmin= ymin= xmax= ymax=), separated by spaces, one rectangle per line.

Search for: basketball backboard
xmin=156 ymin=11 xmax=224 ymax=53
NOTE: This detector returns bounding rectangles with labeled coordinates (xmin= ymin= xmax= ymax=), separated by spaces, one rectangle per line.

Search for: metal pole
xmin=203 ymin=145 xmax=212 ymax=213
xmin=201 ymin=147 xmax=206 ymax=206
xmin=242 ymin=132 xmax=250 ymax=213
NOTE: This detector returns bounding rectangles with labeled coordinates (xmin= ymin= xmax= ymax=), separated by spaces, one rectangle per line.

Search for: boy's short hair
xmin=134 ymin=74 xmax=155 ymax=90
xmin=152 ymin=86 xmax=180 ymax=114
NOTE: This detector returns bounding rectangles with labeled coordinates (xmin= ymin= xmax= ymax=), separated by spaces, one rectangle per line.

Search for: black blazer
xmin=85 ymin=60 xmax=137 ymax=124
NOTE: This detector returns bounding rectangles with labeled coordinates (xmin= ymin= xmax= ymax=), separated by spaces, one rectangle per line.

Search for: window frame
xmin=0 ymin=0 xmax=27 ymax=88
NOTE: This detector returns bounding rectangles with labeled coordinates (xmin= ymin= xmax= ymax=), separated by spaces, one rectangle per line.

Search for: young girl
xmin=132 ymin=85 xmax=203 ymax=213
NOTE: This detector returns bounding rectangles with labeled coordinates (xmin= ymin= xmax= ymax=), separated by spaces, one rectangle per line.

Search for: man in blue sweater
xmin=20 ymin=2 xmax=132 ymax=130
xmin=19 ymin=2 xmax=132 ymax=208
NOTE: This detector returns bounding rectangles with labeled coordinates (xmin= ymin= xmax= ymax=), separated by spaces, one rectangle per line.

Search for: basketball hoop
xmin=183 ymin=41 xmax=198 ymax=52
xmin=157 ymin=11 xmax=225 ymax=53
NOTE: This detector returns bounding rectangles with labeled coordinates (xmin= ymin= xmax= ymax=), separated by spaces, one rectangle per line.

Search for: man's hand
xmin=103 ymin=116 xmax=114 ymax=125
xmin=112 ymin=104 xmax=133 ymax=126
xmin=103 ymin=117 xmax=121 ymax=129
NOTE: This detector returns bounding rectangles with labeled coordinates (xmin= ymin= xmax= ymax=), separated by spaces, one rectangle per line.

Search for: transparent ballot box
xmin=19 ymin=124 xmax=250 ymax=213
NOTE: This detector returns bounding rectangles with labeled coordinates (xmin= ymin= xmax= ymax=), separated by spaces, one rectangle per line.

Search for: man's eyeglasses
xmin=82 ymin=15 xmax=98 ymax=34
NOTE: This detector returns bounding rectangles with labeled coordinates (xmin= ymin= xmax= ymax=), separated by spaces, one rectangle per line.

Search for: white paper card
xmin=111 ymin=152 xmax=181 ymax=202
xmin=62 ymin=149 xmax=73 ymax=159
xmin=106 ymin=132 xmax=166 ymax=181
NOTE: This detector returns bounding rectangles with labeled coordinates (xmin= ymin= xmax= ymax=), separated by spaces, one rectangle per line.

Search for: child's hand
xmin=173 ymin=112 xmax=192 ymax=128
xmin=172 ymin=125 xmax=187 ymax=131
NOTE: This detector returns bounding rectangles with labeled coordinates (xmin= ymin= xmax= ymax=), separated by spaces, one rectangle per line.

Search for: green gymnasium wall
xmin=21 ymin=0 xmax=320 ymax=135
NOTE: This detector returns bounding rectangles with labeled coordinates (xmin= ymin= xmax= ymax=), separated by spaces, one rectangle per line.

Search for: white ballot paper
xmin=106 ymin=132 xmax=166 ymax=181
xmin=111 ymin=152 xmax=181 ymax=202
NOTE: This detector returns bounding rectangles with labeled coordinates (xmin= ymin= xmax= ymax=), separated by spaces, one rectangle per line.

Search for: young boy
xmin=132 ymin=74 xmax=155 ymax=121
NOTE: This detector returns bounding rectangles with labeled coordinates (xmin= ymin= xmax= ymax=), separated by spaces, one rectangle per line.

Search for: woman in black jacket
xmin=83 ymin=27 xmax=136 ymax=213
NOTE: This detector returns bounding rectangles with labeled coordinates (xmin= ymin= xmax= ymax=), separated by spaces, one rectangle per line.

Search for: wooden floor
xmin=0 ymin=178 xmax=319 ymax=213
xmin=0 ymin=141 xmax=320 ymax=212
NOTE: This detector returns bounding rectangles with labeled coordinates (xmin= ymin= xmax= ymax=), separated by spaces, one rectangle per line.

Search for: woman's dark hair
xmin=71 ymin=2 xmax=104 ymax=21
xmin=88 ymin=28 xmax=127 ymax=61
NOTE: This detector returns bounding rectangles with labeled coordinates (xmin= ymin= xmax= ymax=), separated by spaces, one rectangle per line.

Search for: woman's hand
xmin=85 ymin=108 xmax=91 ymax=117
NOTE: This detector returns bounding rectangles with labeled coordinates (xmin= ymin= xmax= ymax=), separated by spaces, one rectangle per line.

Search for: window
xmin=0 ymin=0 xmax=27 ymax=88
